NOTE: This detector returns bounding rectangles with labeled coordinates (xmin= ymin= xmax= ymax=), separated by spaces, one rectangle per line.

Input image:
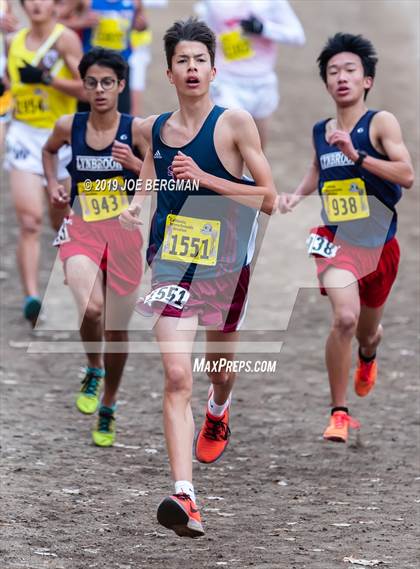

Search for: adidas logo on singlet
xmin=153 ymin=150 xmax=162 ymax=159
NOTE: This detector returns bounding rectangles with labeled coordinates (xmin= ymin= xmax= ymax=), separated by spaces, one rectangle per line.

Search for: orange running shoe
xmin=354 ymin=357 xmax=377 ymax=397
xmin=157 ymin=493 xmax=205 ymax=538
xmin=323 ymin=410 xmax=360 ymax=443
xmin=195 ymin=407 xmax=231 ymax=464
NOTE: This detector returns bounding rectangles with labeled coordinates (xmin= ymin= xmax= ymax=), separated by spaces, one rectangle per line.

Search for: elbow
xmin=404 ymin=170 xmax=415 ymax=189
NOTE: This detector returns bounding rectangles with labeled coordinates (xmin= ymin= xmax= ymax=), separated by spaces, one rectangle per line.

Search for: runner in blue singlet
xmin=278 ymin=33 xmax=414 ymax=444
xmin=120 ymin=17 xmax=277 ymax=538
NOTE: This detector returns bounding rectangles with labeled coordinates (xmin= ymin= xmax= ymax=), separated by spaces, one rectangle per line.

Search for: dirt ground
xmin=1 ymin=1 xmax=419 ymax=568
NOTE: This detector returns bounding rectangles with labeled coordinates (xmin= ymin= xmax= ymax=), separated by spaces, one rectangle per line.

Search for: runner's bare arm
xmin=42 ymin=115 xmax=73 ymax=206
xmin=132 ymin=0 xmax=148 ymax=32
xmin=0 ymin=0 xmax=18 ymax=33
xmin=278 ymin=153 xmax=319 ymax=213
xmin=58 ymin=0 xmax=99 ymax=30
xmin=367 ymin=111 xmax=414 ymax=188
xmin=329 ymin=111 xmax=414 ymax=189
xmin=172 ymin=110 xmax=277 ymax=215
xmin=50 ymin=28 xmax=85 ymax=100
xmin=119 ymin=147 xmax=156 ymax=230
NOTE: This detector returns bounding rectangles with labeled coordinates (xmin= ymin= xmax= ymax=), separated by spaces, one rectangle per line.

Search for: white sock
xmin=174 ymin=480 xmax=196 ymax=503
xmin=208 ymin=394 xmax=231 ymax=417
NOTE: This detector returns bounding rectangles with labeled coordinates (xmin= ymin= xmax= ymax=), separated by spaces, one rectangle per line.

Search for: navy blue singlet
xmin=313 ymin=110 xmax=401 ymax=247
xmin=67 ymin=112 xmax=139 ymax=219
xmin=147 ymin=105 xmax=258 ymax=283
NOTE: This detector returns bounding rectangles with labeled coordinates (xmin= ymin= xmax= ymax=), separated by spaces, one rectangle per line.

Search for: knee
xmin=333 ymin=310 xmax=358 ymax=338
xmin=83 ymin=301 xmax=103 ymax=323
xmin=19 ymin=214 xmax=41 ymax=236
xmin=164 ymin=364 xmax=192 ymax=397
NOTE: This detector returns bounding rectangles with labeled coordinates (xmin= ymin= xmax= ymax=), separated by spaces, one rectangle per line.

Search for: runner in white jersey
xmin=195 ymin=0 xmax=305 ymax=148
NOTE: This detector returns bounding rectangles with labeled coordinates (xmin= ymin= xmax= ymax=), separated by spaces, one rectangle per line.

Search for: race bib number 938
xmin=321 ymin=177 xmax=370 ymax=222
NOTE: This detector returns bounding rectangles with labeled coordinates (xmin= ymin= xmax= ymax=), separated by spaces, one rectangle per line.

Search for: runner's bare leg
xmin=356 ymin=304 xmax=384 ymax=359
xmin=65 ymin=255 xmax=104 ymax=369
xmin=205 ymin=330 xmax=240 ymax=405
xmin=155 ymin=315 xmax=198 ymax=482
xmin=322 ymin=267 xmax=360 ymax=408
xmin=102 ymin=287 xmax=139 ymax=407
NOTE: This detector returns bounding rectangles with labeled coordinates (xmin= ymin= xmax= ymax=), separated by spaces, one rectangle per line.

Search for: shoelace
xmin=174 ymin=492 xmax=191 ymax=502
xmin=97 ymin=411 xmax=114 ymax=432
xmin=333 ymin=412 xmax=360 ymax=430
xmin=203 ymin=414 xmax=231 ymax=441
xmin=81 ymin=372 xmax=101 ymax=397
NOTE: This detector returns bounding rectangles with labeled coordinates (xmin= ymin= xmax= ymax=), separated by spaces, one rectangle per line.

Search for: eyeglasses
xmin=83 ymin=77 xmax=119 ymax=90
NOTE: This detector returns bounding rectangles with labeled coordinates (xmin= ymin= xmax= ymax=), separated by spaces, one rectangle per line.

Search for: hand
xmin=119 ymin=204 xmax=143 ymax=231
xmin=329 ymin=130 xmax=358 ymax=162
xmin=277 ymin=193 xmax=300 ymax=214
xmin=112 ymin=141 xmax=141 ymax=174
xmin=49 ymin=183 xmax=70 ymax=208
xmin=172 ymin=152 xmax=206 ymax=183
xmin=240 ymin=15 xmax=264 ymax=36
xmin=0 ymin=12 xmax=18 ymax=33
xmin=19 ymin=61 xmax=43 ymax=84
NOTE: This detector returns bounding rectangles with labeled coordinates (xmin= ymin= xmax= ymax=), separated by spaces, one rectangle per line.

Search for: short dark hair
xmin=163 ymin=17 xmax=216 ymax=69
xmin=78 ymin=48 xmax=128 ymax=81
xmin=317 ymin=33 xmax=378 ymax=98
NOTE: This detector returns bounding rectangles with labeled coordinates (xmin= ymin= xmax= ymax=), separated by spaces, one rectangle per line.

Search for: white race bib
xmin=306 ymin=233 xmax=340 ymax=259
xmin=52 ymin=217 xmax=72 ymax=247
xmin=135 ymin=285 xmax=190 ymax=316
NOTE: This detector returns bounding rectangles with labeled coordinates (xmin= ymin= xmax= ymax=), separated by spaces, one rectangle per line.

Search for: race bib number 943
xmin=78 ymin=176 xmax=129 ymax=222
xmin=321 ymin=177 xmax=370 ymax=222
xmin=161 ymin=214 xmax=220 ymax=266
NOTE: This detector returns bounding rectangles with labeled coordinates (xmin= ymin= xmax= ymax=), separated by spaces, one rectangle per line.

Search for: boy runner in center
xmin=120 ymin=18 xmax=277 ymax=538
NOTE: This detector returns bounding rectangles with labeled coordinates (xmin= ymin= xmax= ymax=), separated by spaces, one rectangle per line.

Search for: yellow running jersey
xmin=8 ymin=23 xmax=76 ymax=129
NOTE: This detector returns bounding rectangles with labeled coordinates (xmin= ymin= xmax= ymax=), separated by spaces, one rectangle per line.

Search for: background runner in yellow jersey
xmin=4 ymin=0 xmax=84 ymax=326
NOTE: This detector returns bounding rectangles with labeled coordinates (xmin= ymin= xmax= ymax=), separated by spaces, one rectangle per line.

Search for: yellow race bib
xmin=92 ymin=18 xmax=129 ymax=51
xmin=322 ymin=178 xmax=370 ymax=222
xmin=219 ymin=30 xmax=254 ymax=62
xmin=14 ymin=92 xmax=47 ymax=122
xmin=78 ymin=177 xmax=129 ymax=222
xmin=161 ymin=214 xmax=221 ymax=266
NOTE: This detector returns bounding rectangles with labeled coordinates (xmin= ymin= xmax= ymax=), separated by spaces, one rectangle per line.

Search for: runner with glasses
xmin=43 ymin=48 xmax=145 ymax=446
